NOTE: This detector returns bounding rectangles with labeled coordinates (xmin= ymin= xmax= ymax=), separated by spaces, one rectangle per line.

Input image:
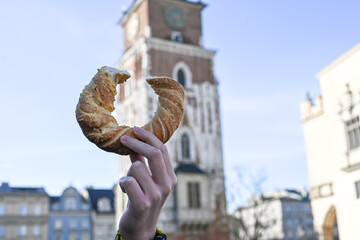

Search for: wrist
xmin=115 ymin=228 xmax=167 ymax=240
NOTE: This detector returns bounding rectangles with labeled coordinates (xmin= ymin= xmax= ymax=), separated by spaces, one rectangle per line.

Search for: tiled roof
xmin=86 ymin=188 xmax=115 ymax=212
xmin=0 ymin=182 xmax=47 ymax=195
xmin=175 ymin=163 xmax=206 ymax=174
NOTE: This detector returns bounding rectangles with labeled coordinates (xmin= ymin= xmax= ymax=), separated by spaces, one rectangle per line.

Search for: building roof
xmin=175 ymin=163 xmax=206 ymax=174
xmin=0 ymin=182 xmax=47 ymax=195
xmin=86 ymin=188 xmax=115 ymax=213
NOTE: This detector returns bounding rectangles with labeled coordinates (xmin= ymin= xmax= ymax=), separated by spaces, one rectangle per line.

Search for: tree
xmin=227 ymin=167 xmax=277 ymax=240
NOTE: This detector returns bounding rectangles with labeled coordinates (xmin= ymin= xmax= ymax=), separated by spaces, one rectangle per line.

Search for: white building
xmin=114 ymin=0 xmax=228 ymax=239
xmin=301 ymin=42 xmax=360 ymax=240
xmin=231 ymin=189 xmax=316 ymax=240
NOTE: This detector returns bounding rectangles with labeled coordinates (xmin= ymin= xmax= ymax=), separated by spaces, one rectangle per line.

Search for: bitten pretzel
xmin=75 ymin=66 xmax=185 ymax=155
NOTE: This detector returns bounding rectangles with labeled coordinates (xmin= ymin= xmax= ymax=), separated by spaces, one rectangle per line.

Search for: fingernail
xmin=119 ymin=177 xmax=126 ymax=193
xmin=121 ymin=135 xmax=129 ymax=142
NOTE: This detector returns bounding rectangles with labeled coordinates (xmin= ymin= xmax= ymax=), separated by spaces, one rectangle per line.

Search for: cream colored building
xmin=0 ymin=182 xmax=49 ymax=240
xmin=114 ymin=0 xmax=228 ymax=239
xmin=301 ymin=43 xmax=360 ymax=240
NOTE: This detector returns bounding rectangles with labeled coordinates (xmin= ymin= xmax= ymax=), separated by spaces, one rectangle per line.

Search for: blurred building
xmin=83 ymin=187 xmax=116 ymax=240
xmin=49 ymin=186 xmax=92 ymax=240
xmin=114 ymin=0 xmax=228 ymax=239
xmin=301 ymin=43 xmax=360 ymax=239
xmin=0 ymin=182 xmax=49 ymax=240
xmin=231 ymin=189 xmax=316 ymax=240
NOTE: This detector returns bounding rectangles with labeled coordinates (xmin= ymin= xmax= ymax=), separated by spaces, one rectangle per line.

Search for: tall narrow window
xmin=18 ymin=225 xmax=27 ymax=237
xmin=187 ymin=182 xmax=201 ymax=208
xmin=355 ymin=180 xmax=360 ymax=199
xmin=346 ymin=116 xmax=360 ymax=150
xmin=33 ymin=225 xmax=41 ymax=236
xmin=20 ymin=205 xmax=27 ymax=216
xmin=181 ymin=133 xmax=190 ymax=160
xmin=177 ymin=69 xmax=186 ymax=87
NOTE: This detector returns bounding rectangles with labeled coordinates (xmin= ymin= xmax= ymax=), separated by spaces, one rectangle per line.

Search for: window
xmin=0 ymin=205 xmax=4 ymax=215
xmin=177 ymin=69 xmax=186 ymax=87
xmin=81 ymin=219 xmax=90 ymax=229
xmin=69 ymin=219 xmax=77 ymax=229
xmin=346 ymin=116 xmax=360 ymax=150
xmin=55 ymin=232 xmax=62 ymax=240
xmin=171 ymin=31 xmax=183 ymax=42
xmin=65 ymin=197 xmax=76 ymax=210
xmin=181 ymin=133 xmax=191 ymax=160
xmin=98 ymin=198 xmax=111 ymax=212
xmin=18 ymin=225 xmax=27 ymax=236
xmin=69 ymin=231 xmax=77 ymax=240
xmin=82 ymin=230 xmax=90 ymax=240
xmin=0 ymin=226 xmax=4 ymax=237
xmin=187 ymin=182 xmax=201 ymax=208
xmin=20 ymin=205 xmax=27 ymax=216
xmin=173 ymin=62 xmax=192 ymax=89
xmin=34 ymin=204 xmax=41 ymax=215
xmin=33 ymin=225 xmax=41 ymax=236
xmin=355 ymin=180 xmax=360 ymax=199
xmin=55 ymin=219 xmax=62 ymax=230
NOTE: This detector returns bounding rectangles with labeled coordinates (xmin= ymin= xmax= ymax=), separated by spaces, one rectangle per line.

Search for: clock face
xmin=127 ymin=13 xmax=139 ymax=41
xmin=165 ymin=7 xmax=187 ymax=30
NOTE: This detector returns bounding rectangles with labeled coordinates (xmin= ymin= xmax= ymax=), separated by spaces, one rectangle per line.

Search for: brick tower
xmin=114 ymin=0 xmax=228 ymax=239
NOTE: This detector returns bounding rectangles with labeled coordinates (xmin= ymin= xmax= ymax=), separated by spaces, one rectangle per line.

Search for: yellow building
xmin=301 ymin=43 xmax=360 ymax=240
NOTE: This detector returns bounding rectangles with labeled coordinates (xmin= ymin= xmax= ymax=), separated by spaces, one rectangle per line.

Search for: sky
xmin=1 ymin=0 xmax=360 ymax=208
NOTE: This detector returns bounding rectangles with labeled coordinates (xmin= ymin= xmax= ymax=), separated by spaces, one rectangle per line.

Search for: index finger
xmin=120 ymin=135 xmax=168 ymax=184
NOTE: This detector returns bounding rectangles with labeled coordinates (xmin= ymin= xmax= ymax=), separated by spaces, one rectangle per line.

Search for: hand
xmin=118 ymin=127 xmax=177 ymax=240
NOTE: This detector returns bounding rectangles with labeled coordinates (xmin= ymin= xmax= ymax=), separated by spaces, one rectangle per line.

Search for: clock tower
xmin=114 ymin=1 xmax=229 ymax=239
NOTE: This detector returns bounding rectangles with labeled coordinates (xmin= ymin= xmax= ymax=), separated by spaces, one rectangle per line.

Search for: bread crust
xmin=75 ymin=66 xmax=185 ymax=155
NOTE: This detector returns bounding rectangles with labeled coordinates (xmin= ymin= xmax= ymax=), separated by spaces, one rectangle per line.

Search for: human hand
xmin=118 ymin=127 xmax=177 ymax=240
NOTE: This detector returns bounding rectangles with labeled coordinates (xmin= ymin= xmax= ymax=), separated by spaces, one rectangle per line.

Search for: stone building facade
xmin=0 ymin=182 xmax=49 ymax=240
xmin=48 ymin=186 xmax=92 ymax=240
xmin=83 ymin=188 xmax=116 ymax=240
xmin=114 ymin=0 xmax=228 ymax=239
xmin=231 ymin=189 xmax=316 ymax=240
xmin=301 ymin=42 xmax=360 ymax=239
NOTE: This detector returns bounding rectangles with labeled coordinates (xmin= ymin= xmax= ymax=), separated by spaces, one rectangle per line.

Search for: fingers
xmin=134 ymin=127 xmax=176 ymax=182
xmin=127 ymin=161 xmax=154 ymax=194
xmin=119 ymin=176 xmax=144 ymax=206
xmin=121 ymin=133 xmax=168 ymax=184
xmin=129 ymin=153 xmax=145 ymax=164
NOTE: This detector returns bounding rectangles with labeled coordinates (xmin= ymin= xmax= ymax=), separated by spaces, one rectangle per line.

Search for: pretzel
xmin=75 ymin=66 xmax=185 ymax=155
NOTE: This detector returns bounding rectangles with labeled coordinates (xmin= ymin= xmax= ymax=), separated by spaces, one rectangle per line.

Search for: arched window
xmin=173 ymin=62 xmax=192 ymax=88
xmin=177 ymin=69 xmax=186 ymax=87
xmin=181 ymin=133 xmax=190 ymax=160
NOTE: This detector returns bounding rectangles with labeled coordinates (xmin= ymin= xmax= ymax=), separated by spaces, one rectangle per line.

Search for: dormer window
xmin=65 ymin=197 xmax=76 ymax=210
xmin=97 ymin=198 xmax=111 ymax=212
xmin=171 ymin=31 xmax=183 ymax=42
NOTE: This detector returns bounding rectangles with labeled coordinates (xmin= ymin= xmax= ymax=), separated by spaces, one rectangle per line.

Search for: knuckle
xmin=150 ymin=189 xmax=162 ymax=203
xmin=150 ymin=148 xmax=162 ymax=159
xmin=162 ymin=184 xmax=172 ymax=196
xmin=160 ymin=144 xmax=168 ymax=154
xmin=138 ymin=200 xmax=151 ymax=212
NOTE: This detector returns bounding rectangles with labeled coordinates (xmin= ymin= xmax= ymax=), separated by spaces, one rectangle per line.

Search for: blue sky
xmin=1 ymin=0 xmax=360 ymax=206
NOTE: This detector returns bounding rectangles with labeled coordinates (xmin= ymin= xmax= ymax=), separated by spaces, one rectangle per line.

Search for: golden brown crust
xmin=75 ymin=66 xmax=185 ymax=155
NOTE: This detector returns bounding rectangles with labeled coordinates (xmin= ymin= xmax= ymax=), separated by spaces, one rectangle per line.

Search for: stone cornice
xmin=146 ymin=37 xmax=216 ymax=59
xmin=119 ymin=0 xmax=144 ymax=26
xmin=317 ymin=42 xmax=360 ymax=79
xmin=159 ymin=0 xmax=206 ymax=9
xmin=117 ymin=37 xmax=216 ymax=67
